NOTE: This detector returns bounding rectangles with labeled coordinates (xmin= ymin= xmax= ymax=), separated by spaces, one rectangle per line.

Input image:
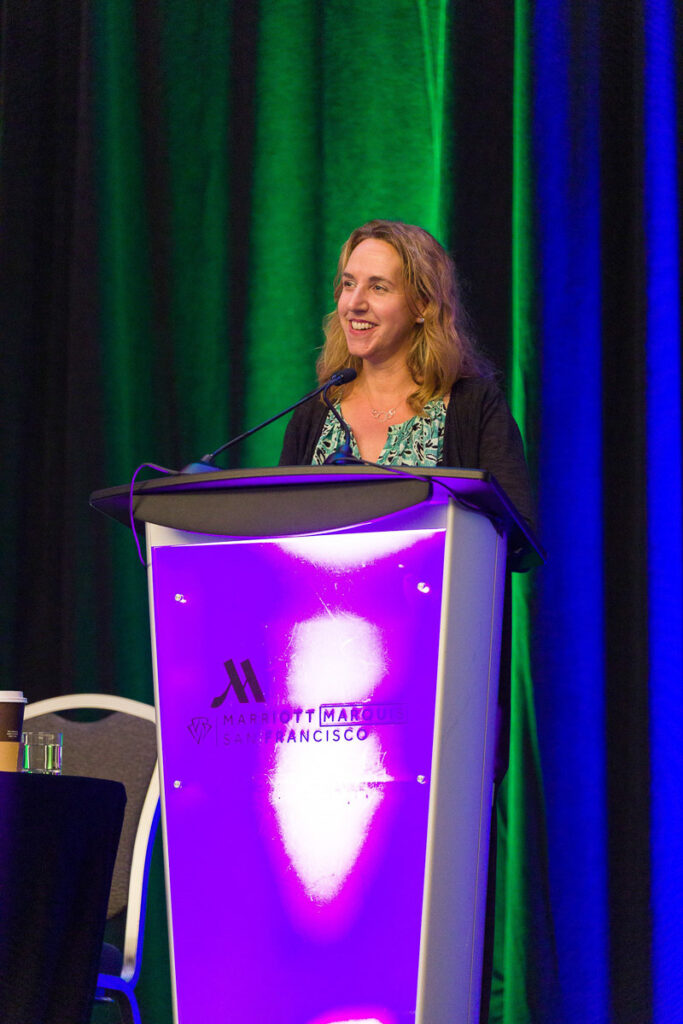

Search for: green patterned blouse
xmin=312 ymin=398 xmax=447 ymax=466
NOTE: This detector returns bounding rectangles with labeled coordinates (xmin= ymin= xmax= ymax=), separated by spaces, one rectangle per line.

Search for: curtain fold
xmin=644 ymin=3 xmax=683 ymax=1020
xmin=533 ymin=2 xmax=609 ymax=1019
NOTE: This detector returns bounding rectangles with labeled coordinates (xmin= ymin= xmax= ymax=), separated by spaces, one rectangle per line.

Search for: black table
xmin=0 ymin=771 xmax=126 ymax=1024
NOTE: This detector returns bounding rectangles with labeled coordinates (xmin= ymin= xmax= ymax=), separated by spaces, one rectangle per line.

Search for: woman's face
xmin=337 ymin=238 xmax=418 ymax=367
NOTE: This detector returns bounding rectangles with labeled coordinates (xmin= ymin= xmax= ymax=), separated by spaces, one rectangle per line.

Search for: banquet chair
xmin=24 ymin=694 xmax=160 ymax=1024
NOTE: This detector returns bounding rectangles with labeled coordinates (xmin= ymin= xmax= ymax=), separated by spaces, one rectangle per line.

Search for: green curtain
xmin=1 ymin=1 xmax=547 ymax=1020
xmin=90 ymin=1 xmax=545 ymax=1020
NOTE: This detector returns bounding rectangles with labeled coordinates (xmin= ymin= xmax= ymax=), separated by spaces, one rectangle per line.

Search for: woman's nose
xmin=348 ymin=285 xmax=368 ymax=309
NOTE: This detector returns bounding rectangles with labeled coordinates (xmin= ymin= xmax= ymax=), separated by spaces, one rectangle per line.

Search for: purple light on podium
xmin=269 ymin=611 xmax=391 ymax=904
xmin=152 ymin=527 xmax=447 ymax=1022
xmin=309 ymin=1011 xmax=396 ymax=1024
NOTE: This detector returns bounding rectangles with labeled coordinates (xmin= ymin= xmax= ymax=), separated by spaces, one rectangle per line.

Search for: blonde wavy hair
xmin=317 ymin=220 xmax=491 ymax=413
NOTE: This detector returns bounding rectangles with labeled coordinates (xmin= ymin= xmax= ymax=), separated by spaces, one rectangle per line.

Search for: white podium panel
xmin=146 ymin=497 xmax=506 ymax=1024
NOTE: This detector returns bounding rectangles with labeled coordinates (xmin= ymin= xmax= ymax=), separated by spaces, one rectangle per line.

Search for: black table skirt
xmin=0 ymin=771 xmax=126 ymax=1024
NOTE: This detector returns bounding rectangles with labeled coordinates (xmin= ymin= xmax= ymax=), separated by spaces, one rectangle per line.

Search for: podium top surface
xmin=90 ymin=466 xmax=544 ymax=571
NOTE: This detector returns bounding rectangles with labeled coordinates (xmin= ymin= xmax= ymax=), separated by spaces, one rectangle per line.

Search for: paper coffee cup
xmin=0 ymin=691 xmax=27 ymax=772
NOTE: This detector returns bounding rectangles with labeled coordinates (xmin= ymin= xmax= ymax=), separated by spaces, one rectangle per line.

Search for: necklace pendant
xmin=371 ymin=406 xmax=397 ymax=423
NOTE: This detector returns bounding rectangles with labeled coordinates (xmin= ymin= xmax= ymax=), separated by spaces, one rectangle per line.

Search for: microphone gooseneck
xmin=322 ymin=370 xmax=364 ymax=465
xmin=180 ymin=367 xmax=359 ymax=474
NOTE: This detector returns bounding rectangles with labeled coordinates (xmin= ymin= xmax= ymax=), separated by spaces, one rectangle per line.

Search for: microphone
xmin=321 ymin=374 xmax=363 ymax=465
xmin=181 ymin=368 xmax=358 ymax=473
xmin=327 ymin=367 xmax=357 ymax=387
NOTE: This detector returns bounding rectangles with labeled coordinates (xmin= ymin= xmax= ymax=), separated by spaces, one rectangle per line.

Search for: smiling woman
xmin=279 ymin=218 xmax=536 ymax=1024
xmin=279 ymin=219 xmax=534 ymax=531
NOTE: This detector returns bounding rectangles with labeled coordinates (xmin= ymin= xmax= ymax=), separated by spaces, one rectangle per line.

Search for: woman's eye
xmin=373 ymin=284 xmax=387 ymax=292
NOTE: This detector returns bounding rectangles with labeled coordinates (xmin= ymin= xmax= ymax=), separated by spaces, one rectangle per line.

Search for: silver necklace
xmin=370 ymin=405 xmax=398 ymax=423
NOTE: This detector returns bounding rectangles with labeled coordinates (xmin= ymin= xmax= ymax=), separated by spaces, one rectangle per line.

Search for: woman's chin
xmin=345 ymin=339 xmax=372 ymax=361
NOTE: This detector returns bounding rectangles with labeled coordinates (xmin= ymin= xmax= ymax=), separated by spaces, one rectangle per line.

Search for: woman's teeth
xmin=351 ymin=320 xmax=373 ymax=330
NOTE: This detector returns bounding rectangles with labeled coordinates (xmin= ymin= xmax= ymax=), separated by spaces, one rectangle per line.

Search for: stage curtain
xmin=1 ymin=1 xmax=681 ymax=1022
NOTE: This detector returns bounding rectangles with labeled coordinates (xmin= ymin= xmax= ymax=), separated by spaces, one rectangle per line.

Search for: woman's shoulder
xmin=279 ymin=396 xmax=328 ymax=466
xmin=449 ymin=374 xmax=504 ymax=404
xmin=445 ymin=374 xmax=509 ymax=430
xmin=287 ymin=394 xmax=327 ymax=427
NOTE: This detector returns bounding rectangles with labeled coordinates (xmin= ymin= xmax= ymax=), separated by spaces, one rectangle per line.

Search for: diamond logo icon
xmin=188 ymin=716 xmax=212 ymax=744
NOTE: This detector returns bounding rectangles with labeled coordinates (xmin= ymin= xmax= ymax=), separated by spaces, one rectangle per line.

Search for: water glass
xmin=21 ymin=731 xmax=63 ymax=774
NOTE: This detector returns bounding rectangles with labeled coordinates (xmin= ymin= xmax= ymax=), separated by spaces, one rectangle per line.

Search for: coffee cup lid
xmin=0 ymin=691 xmax=27 ymax=702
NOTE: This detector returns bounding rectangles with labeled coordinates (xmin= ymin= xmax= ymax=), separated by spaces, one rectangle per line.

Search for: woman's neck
xmin=353 ymin=360 xmax=415 ymax=405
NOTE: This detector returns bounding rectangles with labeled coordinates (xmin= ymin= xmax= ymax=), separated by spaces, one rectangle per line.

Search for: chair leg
xmin=108 ymin=989 xmax=142 ymax=1024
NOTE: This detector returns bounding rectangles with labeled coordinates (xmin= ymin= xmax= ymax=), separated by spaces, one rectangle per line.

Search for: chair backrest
xmin=24 ymin=694 xmax=159 ymax=983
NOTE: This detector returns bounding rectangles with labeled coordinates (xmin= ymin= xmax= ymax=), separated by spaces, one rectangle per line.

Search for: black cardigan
xmin=279 ymin=375 xmax=534 ymax=530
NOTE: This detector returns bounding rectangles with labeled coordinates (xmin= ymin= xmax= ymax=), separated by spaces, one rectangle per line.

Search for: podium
xmin=92 ymin=466 xmax=542 ymax=1024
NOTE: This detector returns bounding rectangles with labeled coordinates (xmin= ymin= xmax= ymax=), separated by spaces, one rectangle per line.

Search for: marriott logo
xmin=211 ymin=659 xmax=266 ymax=706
